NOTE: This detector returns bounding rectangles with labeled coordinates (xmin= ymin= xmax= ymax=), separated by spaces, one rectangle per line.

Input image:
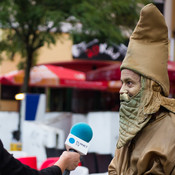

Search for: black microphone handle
xmin=63 ymin=149 xmax=77 ymax=175
xmin=63 ymin=169 xmax=70 ymax=175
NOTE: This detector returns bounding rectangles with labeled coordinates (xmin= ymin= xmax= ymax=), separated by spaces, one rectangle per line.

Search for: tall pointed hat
xmin=120 ymin=3 xmax=169 ymax=96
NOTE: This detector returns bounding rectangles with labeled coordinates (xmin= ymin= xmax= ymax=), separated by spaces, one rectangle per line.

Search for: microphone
xmin=63 ymin=122 xmax=93 ymax=175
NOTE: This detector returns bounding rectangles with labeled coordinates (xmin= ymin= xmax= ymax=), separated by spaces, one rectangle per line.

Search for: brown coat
xmin=108 ymin=110 xmax=175 ymax=175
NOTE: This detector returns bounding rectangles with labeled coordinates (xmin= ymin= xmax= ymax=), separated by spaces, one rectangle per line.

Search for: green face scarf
xmin=117 ymin=77 xmax=151 ymax=149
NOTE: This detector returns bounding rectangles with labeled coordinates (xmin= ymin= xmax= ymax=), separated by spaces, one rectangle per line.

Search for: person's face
xmin=120 ymin=69 xmax=141 ymax=98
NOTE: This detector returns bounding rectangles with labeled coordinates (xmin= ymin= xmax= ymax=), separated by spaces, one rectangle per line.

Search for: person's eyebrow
xmin=121 ymin=77 xmax=133 ymax=82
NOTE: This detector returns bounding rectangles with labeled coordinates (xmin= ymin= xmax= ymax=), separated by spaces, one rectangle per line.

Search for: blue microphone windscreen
xmin=70 ymin=122 xmax=93 ymax=142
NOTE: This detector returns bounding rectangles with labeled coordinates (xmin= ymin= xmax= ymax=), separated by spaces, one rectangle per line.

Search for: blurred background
xmin=0 ymin=0 xmax=174 ymax=174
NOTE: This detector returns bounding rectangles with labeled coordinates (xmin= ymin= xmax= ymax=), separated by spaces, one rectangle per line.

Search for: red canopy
xmin=0 ymin=65 xmax=85 ymax=86
xmin=0 ymin=65 xmax=119 ymax=91
xmin=3 ymin=60 xmax=175 ymax=92
xmin=86 ymin=62 xmax=121 ymax=81
xmin=87 ymin=61 xmax=175 ymax=82
xmin=168 ymin=61 xmax=175 ymax=81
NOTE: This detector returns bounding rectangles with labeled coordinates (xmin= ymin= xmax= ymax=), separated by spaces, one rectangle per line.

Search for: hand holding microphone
xmin=63 ymin=122 xmax=93 ymax=175
xmin=54 ymin=151 xmax=80 ymax=173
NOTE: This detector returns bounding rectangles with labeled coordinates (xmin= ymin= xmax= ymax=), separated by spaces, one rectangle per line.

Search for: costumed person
xmin=0 ymin=139 xmax=80 ymax=175
xmin=108 ymin=3 xmax=175 ymax=175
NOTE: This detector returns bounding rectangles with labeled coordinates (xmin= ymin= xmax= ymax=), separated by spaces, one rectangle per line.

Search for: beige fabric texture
xmin=120 ymin=3 xmax=169 ymax=96
xmin=108 ymin=3 xmax=175 ymax=175
xmin=108 ymin=112 xmax=175 ymax=175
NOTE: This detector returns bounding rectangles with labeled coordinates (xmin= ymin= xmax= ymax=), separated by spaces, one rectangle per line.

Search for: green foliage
xmin=70 ymin=0 xmax=151 ymax=44
xmin=0 ymin=0 xmax=151 ymax=92
xmin=0 ymin=0 xmax=151 ymax=57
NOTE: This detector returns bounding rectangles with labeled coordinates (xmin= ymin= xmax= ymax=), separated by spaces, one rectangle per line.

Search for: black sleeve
xmin=0 ymin=139 xmax=62 ymax=175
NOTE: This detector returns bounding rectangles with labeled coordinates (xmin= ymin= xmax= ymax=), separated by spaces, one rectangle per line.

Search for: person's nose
xmin=119 ymin=84 xmax=127 ymax=94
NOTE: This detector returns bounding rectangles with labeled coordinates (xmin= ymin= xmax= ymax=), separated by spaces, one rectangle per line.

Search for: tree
xmin=0 ymin=0 xmax=150 ymax=93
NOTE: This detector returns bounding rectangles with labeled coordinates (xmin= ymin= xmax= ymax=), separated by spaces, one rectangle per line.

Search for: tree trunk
xmin=21 ymin=50 xmax=33 ymax=93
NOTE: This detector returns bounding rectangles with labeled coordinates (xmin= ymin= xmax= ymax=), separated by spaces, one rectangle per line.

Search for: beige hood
xmin=120 ymin=3 xmax=169 ymax=96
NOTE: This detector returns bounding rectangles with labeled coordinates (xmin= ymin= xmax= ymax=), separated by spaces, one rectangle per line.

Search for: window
xmin=1 ymin=85 xmax=20 ymax=100
xmin=48 ymin=88 xmax=72 ymax=112
xmin=47 ymin=87 xmax=120 ymax=113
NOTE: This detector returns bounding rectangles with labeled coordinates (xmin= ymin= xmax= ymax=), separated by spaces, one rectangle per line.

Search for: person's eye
xmin=126 ymin=81 xmax=133 ymax=87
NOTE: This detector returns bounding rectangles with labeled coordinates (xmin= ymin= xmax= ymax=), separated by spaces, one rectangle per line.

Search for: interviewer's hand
xmin=54 ymin=151 xmax=80 ymax=173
